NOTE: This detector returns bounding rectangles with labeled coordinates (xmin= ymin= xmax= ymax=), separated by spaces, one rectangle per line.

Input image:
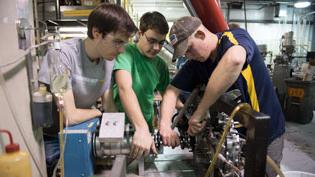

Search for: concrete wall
xmin=0 ymin=0 xmax=47 ymax=177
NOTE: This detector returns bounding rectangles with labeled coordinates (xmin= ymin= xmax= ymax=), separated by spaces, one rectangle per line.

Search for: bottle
xmin=31 ymin=84 xmax=53 ymax=128
xmin=0 ymin=129 xmax=32 ymax=177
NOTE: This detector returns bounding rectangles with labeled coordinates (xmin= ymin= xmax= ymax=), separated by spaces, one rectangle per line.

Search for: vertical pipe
xmin=243 ymin=0 xmax=247 ymax=30
xmin=311 ymin=18 xmax=315 ymax=51
xmin=227 ymin=3 xmax=230 ymax=23
xmin=33 ymin=0 xmax=40 ymax=45
xmin=56 ymin=0 xmax=60 ymax=19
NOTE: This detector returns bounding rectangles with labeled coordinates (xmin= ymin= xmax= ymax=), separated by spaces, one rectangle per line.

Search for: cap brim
xmin=172 ymin=39 xmax=188 ymax=62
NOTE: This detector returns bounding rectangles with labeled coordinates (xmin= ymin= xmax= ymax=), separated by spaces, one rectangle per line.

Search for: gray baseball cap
xmin=169 ymin=16 xmax=202 ymax=62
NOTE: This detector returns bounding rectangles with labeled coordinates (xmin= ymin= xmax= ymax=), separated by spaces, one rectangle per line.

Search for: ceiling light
xmin=294 ymin=1 xmax=311 ymax=8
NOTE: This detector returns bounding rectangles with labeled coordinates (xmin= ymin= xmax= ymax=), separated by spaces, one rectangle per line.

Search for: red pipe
xmin=190 ymin=0 xmax=228 ymax=33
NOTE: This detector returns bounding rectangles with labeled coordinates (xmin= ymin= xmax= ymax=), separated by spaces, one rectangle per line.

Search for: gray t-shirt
xmin=39 ymin=38 xmax=114 ymax=108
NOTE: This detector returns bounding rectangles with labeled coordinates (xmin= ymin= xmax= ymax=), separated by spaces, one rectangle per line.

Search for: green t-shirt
xmin=113 ymin=44 xmax=170 ymax=128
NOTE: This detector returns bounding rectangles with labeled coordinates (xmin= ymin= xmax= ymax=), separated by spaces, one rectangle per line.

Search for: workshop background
xmin=1 ymin=0 xmax=315 ymax=177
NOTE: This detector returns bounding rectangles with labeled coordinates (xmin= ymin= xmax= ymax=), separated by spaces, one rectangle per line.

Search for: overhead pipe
xmin=189 ymin=0 xmax=228 ymax=33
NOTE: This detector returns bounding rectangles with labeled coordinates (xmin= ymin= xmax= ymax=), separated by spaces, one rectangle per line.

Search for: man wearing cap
xmin=112 ymin=11 xmax=170 ymax=159
xmin=159 ymin=16 xmax=285 ymax=177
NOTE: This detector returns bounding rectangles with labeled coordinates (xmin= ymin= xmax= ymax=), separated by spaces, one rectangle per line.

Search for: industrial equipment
xmin=63 ymin=113 xmax=131 ymax=177
xmin=172 ymin=87 xmax=270 ymax=177
xmin=61 ymin=87 xmax=270 ymax=177
xmin=273 ymin=31 xmax=295 ymax=108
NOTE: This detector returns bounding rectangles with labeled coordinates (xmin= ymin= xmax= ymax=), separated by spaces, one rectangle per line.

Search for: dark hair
xmin=87 ymin=3 xmax=137 ymax=39
xmin=307 ymin=51 xmax=315 ymax=62
xmin=139 ymin=11 xmax=169 ymax=35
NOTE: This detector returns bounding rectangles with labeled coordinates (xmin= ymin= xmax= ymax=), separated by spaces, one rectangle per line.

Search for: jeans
xmin=44 ymin=135 xmax=60 ymax=177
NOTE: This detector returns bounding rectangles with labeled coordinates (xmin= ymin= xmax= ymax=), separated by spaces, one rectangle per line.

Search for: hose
xmin=204 ymin=103 xmax=251 ymax=177
xmin=267 ymin=155 xmax=285 ymax=177
xmin=59 ymin=107 xmax=65 ymax=177
xmin=204 ymin=103 xmax=285 ymax=177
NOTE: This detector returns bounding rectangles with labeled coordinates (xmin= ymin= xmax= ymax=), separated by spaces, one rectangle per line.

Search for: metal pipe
xmin=243 ymin=0 xmax=248 ymax=30
xmin=55 ymin=0 xmax=60 ymax=19
xmin=183 ymin=0 xmax=198 ymax=17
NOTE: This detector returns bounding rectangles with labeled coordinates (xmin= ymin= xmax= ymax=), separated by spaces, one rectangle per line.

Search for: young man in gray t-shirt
xmin=38 ymin=3 xmax=137 ymax=176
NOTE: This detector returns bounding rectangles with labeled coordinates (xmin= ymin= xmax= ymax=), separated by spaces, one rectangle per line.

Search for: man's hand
xmin=159 ymin=123 xmax=180 ymax=148
xmin=130 ymin=129 xmax=157 ymax=159
xmin=187 ymin=114 xmax=206 ymax=136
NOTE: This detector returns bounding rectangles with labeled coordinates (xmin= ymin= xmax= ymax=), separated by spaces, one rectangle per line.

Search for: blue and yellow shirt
xmin=171 ymin=28 xmax=285 ymax=143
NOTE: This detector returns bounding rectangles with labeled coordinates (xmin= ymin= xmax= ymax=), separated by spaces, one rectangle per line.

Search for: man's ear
xmin=92 ymin=27 xmax=101 ymax=39
xmin=194 ymin=30 xmax=205 ymax=40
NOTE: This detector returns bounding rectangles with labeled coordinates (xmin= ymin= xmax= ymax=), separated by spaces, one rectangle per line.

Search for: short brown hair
xmin=139 ymin=11 xmax=169 ymax=35
xmin=87 ymin=3 xmax=137 ymax=38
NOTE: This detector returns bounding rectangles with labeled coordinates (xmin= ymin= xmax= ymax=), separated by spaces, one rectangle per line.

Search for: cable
xmin=217 ymin=153 xmax=241 ymax=174
xmin=0 ymin=40 xmax=52 ymax=177
xmin=0 ymin=68 xmax=45 ymax=177
xmin=204 ymin=103 xmax=285 ymax=177
xmin=0 ymin=41 xmax=50 ymax=68
xmin=204 ymin=103 xmax=251 ymax=177
xmin=266 ymin=155 xmax=285 ymax=177
xmin=52 ymin=107 xmax=69 ymax=177
xmin=59 ymin=106 xmax=65 ymax=177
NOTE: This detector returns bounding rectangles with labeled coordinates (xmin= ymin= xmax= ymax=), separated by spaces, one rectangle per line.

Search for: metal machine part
xmin=172 ymin=87 xmax=270 ymax=177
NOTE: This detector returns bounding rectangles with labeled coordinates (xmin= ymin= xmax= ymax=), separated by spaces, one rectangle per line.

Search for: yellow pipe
xmin=59 ymin=103 xmax=65 ymax=177
xmin=204 ymin=103 xmax=251 ymax=177
xmin=204 ymin=103 xmax=285 ymax=177
xmin=267 ymin=155 xmax=285 ymax=177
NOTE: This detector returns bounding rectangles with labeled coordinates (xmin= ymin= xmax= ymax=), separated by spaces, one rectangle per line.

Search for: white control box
xmin=99 ymin=113 xmax=125 ymax=143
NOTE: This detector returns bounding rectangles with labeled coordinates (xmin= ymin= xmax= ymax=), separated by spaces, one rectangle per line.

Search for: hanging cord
xmin=52 ymin=105 xmax=69 ymax=177
xmin=50 ymin=70 xmax=71 ymax=177
xmin=266 ymin=155 xmax=285 ymax=177
xmin=59 ymin=99 xmax=65 ymax=177
xmin=0 ymin=41 xmax=50 ymax=69
xmin=0 ymin=40 xmax=53 ymax=177
xmin=0 ymin=68 xmax=45 ymax=177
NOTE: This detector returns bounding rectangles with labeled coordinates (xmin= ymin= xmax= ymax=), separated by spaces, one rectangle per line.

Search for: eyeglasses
xmin=105 ymin=33 xmax=128 ymax=49
xmin=112 ymin=39 xmax=128 ymax=49
xmin=143 ymin=33 xmax=166 ymax=46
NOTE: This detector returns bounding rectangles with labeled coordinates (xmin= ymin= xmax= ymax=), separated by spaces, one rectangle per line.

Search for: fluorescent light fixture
xmin=59 ymin=27 xmax=87 ymax=33
xmin=294 ymin=1 xmax=311 ymax=8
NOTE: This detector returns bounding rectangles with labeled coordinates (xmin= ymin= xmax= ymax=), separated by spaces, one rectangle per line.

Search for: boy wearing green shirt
xmin=112 ymin=11 xmax=169 ymax=159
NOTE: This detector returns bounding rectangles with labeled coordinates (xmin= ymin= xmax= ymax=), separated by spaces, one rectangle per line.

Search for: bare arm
xmin=62 ymin=89 xmax=102 ymax=125
xmin=115 ymin=70 xmax=149 ymax=131
xmin=159 ymin=85 xmax=181 ymax=147
xmin=102 ymin=88 xmax=117 ymax=112
xmin=115 ymin=69 xmax=157 ymax=158
xmin=160 ymin=85 xmax=181 ymax=127
xmin=188 ymin=45 xmax=246 ymax=134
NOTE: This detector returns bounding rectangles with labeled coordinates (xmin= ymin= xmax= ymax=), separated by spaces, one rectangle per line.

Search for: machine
xmin=272 ymin=31 xmax=296 ymax=108
xmin=61 ymin=87 xmax=270 ymax=177
xmin=172 ymin=87 xmax=270 ymax=177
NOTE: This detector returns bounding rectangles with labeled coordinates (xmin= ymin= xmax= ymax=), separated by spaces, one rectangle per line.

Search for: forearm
xmin=195 ymin=48 xmax=245 ymax=119
xmin=64 ymin=108 xmax=102 ymax=125
xmin=160 ymin=86 xmax=180 ymax=127
xmin=60 ymin=89 xmax=102 ymax=125
xmin=119 ymin=87 xmax=149 ymax=131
